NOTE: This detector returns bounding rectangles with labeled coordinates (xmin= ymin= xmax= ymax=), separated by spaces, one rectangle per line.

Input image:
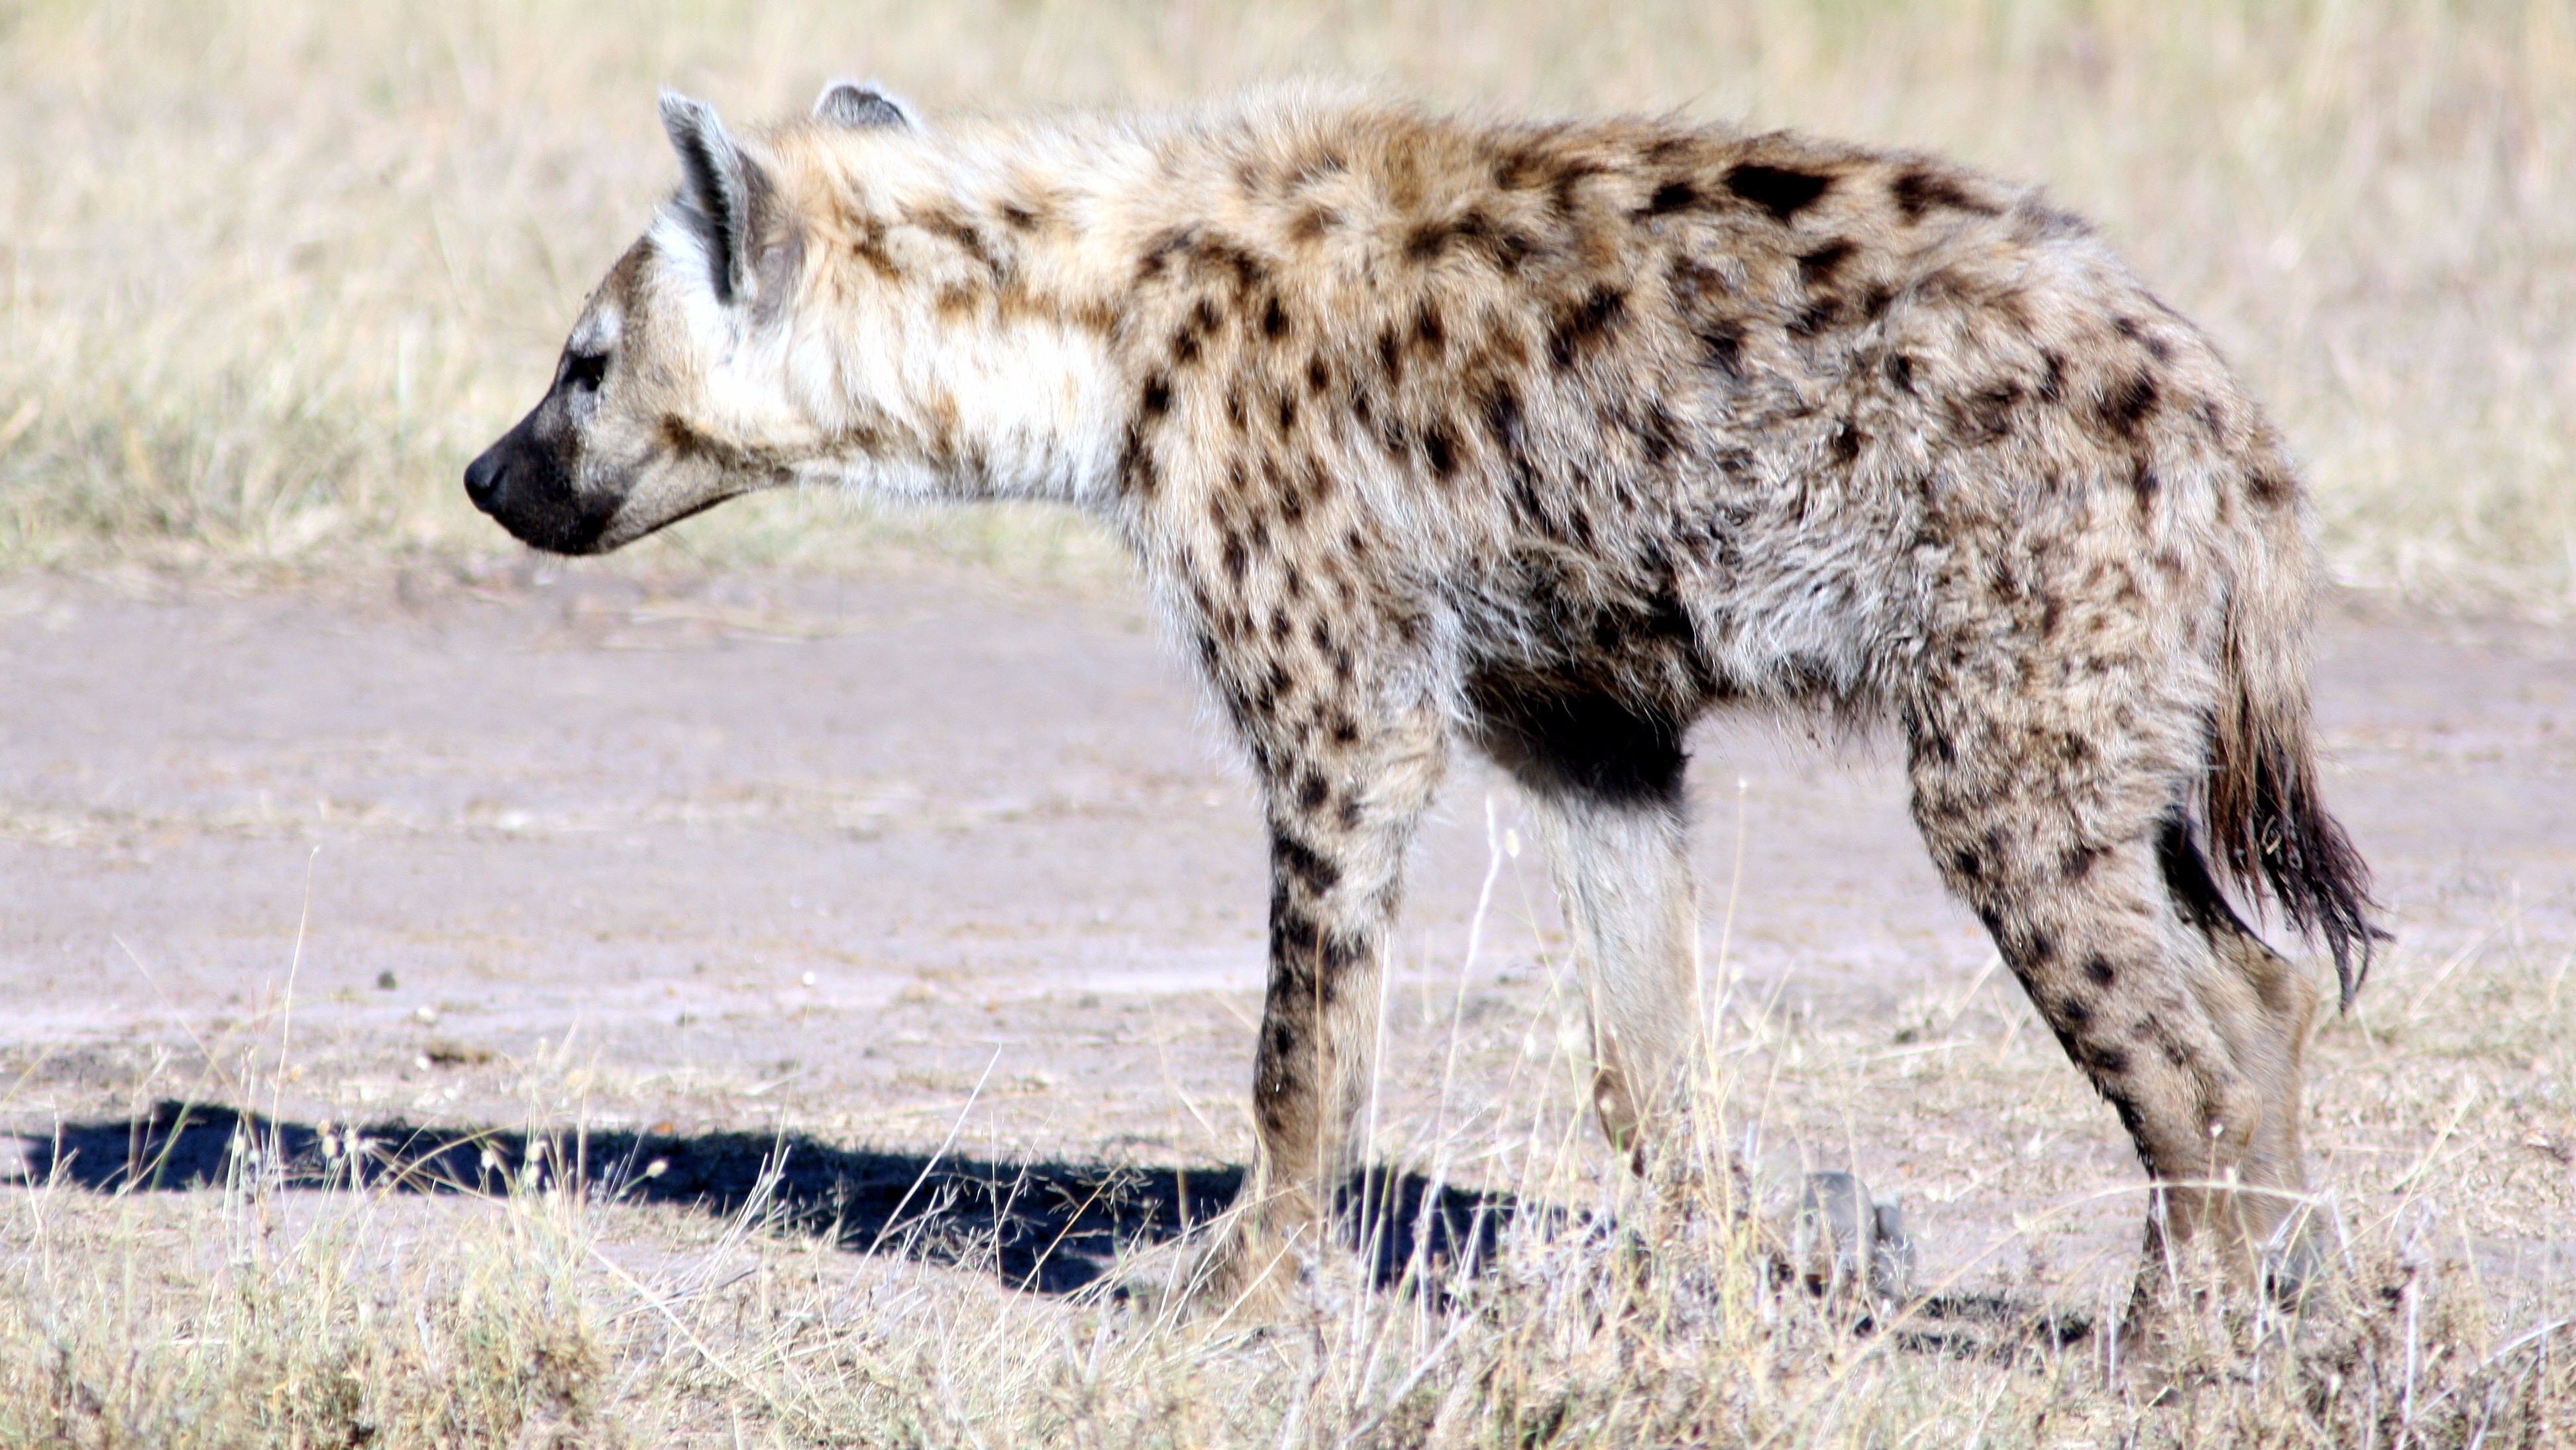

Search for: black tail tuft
xmin=2204 ymin=738 xmax=2383 ymax=1009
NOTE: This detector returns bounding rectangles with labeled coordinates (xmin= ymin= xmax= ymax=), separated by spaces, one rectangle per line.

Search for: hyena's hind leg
xmin=1188 ymin=698 xmax=1450 ymax=1317
xmin=1472 ymin=686 xmax=1701 ymax=1160
xmin=1905 ymin=672 xmax=2320 ymax=1332
xmin=2157 ymin=821 xmax=2327 ymax=1286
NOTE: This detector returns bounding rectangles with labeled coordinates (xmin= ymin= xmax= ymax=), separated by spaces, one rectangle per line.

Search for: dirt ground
xmin=3 ymin=559 xmax=2571 ymax=1313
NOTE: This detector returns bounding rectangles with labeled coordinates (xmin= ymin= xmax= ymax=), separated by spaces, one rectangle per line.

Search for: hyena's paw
xmin=2259 ymin=1198 xmax=2340 ymax=1310
xmin=1110 ymin=1212 xmax=1307 ymax=1330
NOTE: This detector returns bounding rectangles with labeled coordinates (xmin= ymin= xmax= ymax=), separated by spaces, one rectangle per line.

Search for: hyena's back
xmin=1134 ymin=111 xmax=2273 ymax=664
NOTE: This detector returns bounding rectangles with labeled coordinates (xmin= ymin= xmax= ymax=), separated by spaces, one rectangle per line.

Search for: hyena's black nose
xmin=463 ymin=448 xmax=507 ymax=513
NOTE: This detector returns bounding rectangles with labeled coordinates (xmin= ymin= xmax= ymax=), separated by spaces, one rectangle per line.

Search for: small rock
xmin=376 ymin=970 xmax=399 ymax=991
xmin=423 ymin=1039 xmax=494 ymax=1067
xmin=1779 ymin=1169 xmax=1916 ymax=1304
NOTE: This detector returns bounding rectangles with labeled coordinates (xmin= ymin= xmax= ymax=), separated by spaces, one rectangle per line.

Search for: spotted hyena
xmin=465 ymin=84 xmax=2378 ymax=1335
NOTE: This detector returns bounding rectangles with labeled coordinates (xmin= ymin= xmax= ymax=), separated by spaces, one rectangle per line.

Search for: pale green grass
xmin=0 ymin=1 xmax=2570 ymax=607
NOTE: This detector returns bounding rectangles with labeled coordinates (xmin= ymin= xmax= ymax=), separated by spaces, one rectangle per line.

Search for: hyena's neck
xmin=783 ymin=118 xmax=1199 ymax=511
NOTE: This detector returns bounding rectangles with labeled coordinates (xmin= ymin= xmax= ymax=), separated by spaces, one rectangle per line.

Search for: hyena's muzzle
xmin=462 ymin=367 xmax=620 ymax=556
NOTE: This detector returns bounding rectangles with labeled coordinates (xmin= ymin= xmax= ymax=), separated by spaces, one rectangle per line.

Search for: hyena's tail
xmin=2202 ymin=450 xmax=2383 ymax=1009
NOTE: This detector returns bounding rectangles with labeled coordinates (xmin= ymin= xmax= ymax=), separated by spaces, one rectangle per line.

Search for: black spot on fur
xmin=1297 ymin=772 xmax=1330 ymax=813
xmin=2129 ymin=459 xmax=2161 ymax=509
xmin=1481 ymin=384 xmax=1524 ymax=450
xmin=1548 ymin=286 xmax=1628 ymax=370
xmin=1637 ymin=402 xmax=1679 ymax=466
xmin=1796 ymin=239 xmax=1858 ymax=288
xmin=1263 ymin=295 xmax=1289 ymax=338
xmin=2096 ymin=371 xmax=2160 ymax=440
xmin=1409 ymin=209 xmax=1538 ymax=270
xmin=1696 ymin=323 xmax=1744 ymax=380
xmin=1117 ymin=424 xmax=1157 ymax=497
xmin=1890 ymin=168 xmax=2002 ymax=221
xmin=2061 ymin=844 xmax=2104 ymax=884
xmin=1644 ymin=180 xmax=1699 ymax=215
xmin=1268 ymin=900 xmax=1359 ymax=973
xmin=1423 ymin=423 xmax=1459 ymax=481
xmin=1884 ymin=352 xmax=1915 ymax=393
xmin=2037 ymin=351 xmax=2066 ymax=405
xmin=2247 ymin=462 xmax=2294 ymax=509
xmin=1188 ymin=234 xmax=1271 ymax=293
xmin=1829 ymin=421 xmax=1861 ymax=464
xmin=1548 ymin=160 xmax=1607 ymax=219
xmin=2084 ymin=955 xmax=2118 ymax=988
xmin=1221 ymin=533 xmax=1248 ymax=582
xmin=1723 ymin=163 xmax=1833 ymax=223
xmin=1956 ymin=383 xmax=2021 ymax=441
xmin=2114 ymin=315 xmax=2175 ymax=362
xmin=1135 ymin=227 xmax=1195 ymax=281
xmin=1140 ymin=374 xmax=1171 ymax=418
xmin=1414 ymin=305 xmax=1445 ymax=353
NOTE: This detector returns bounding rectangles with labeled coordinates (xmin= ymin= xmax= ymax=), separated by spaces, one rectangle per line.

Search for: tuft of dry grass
xmin=0 ymin=1 xmax=2570 ymax=608
xmin=0 ymin=1161 xmax=613 ymax=1447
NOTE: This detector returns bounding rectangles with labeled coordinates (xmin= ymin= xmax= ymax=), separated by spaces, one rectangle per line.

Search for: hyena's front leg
xmin=1472 ymin=686 xmax=1701 ymax=1161
xmin=1526 ymin=786 xmax=1701 ymax=1160
xmin=1197 ymin=703 xmax=1448 ymax=1315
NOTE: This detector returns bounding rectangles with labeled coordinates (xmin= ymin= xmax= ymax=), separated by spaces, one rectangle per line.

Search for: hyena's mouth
xmin=462 ymin=435 xmax=619 ymax=555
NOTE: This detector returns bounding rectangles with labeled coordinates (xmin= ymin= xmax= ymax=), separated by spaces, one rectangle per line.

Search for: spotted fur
xmin=465 ymin=84 xmax=2379 ymax=1329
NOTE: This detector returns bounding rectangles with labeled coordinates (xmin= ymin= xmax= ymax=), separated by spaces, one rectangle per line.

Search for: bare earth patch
xmin=3 ymin=563 xmax=2570 ymax=1445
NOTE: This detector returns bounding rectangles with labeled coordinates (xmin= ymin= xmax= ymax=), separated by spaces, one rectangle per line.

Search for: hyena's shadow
xmin=11 ymin=1101 xmax=1509 ymax=1296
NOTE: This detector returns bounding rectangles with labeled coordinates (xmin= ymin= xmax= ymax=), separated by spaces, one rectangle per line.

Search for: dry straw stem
xmin=0 ymin=0 xmax=2569 ymax=609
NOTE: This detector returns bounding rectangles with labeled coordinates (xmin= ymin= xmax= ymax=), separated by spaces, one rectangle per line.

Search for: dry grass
xmin=4 ymin=849 xmax=2569 ymax=1447
xmin=0 ymin=0 xmax=2570 ymax=608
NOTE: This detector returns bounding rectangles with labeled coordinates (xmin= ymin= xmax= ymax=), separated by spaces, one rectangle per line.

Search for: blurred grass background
xmin=0 ymin=0 xmax=2568 ymax=609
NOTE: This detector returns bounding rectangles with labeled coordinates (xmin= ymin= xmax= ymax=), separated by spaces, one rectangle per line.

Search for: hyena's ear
xmin=814 ymin=81 xmax=918 ymax=131
xmin=658 ymin=91 xmax=775 ymax=307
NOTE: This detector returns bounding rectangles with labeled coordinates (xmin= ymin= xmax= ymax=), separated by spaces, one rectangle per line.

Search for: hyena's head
xmin=463 ymin=84 xmax=920 ymax=554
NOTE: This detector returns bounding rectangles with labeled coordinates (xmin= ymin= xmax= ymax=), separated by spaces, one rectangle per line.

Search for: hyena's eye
xmin=563 ymin=350 xmax=610 ymax=394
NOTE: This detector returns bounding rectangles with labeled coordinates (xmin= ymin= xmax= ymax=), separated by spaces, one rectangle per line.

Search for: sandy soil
xmin=3 ymin=561 xmax=2570 ymax=1305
